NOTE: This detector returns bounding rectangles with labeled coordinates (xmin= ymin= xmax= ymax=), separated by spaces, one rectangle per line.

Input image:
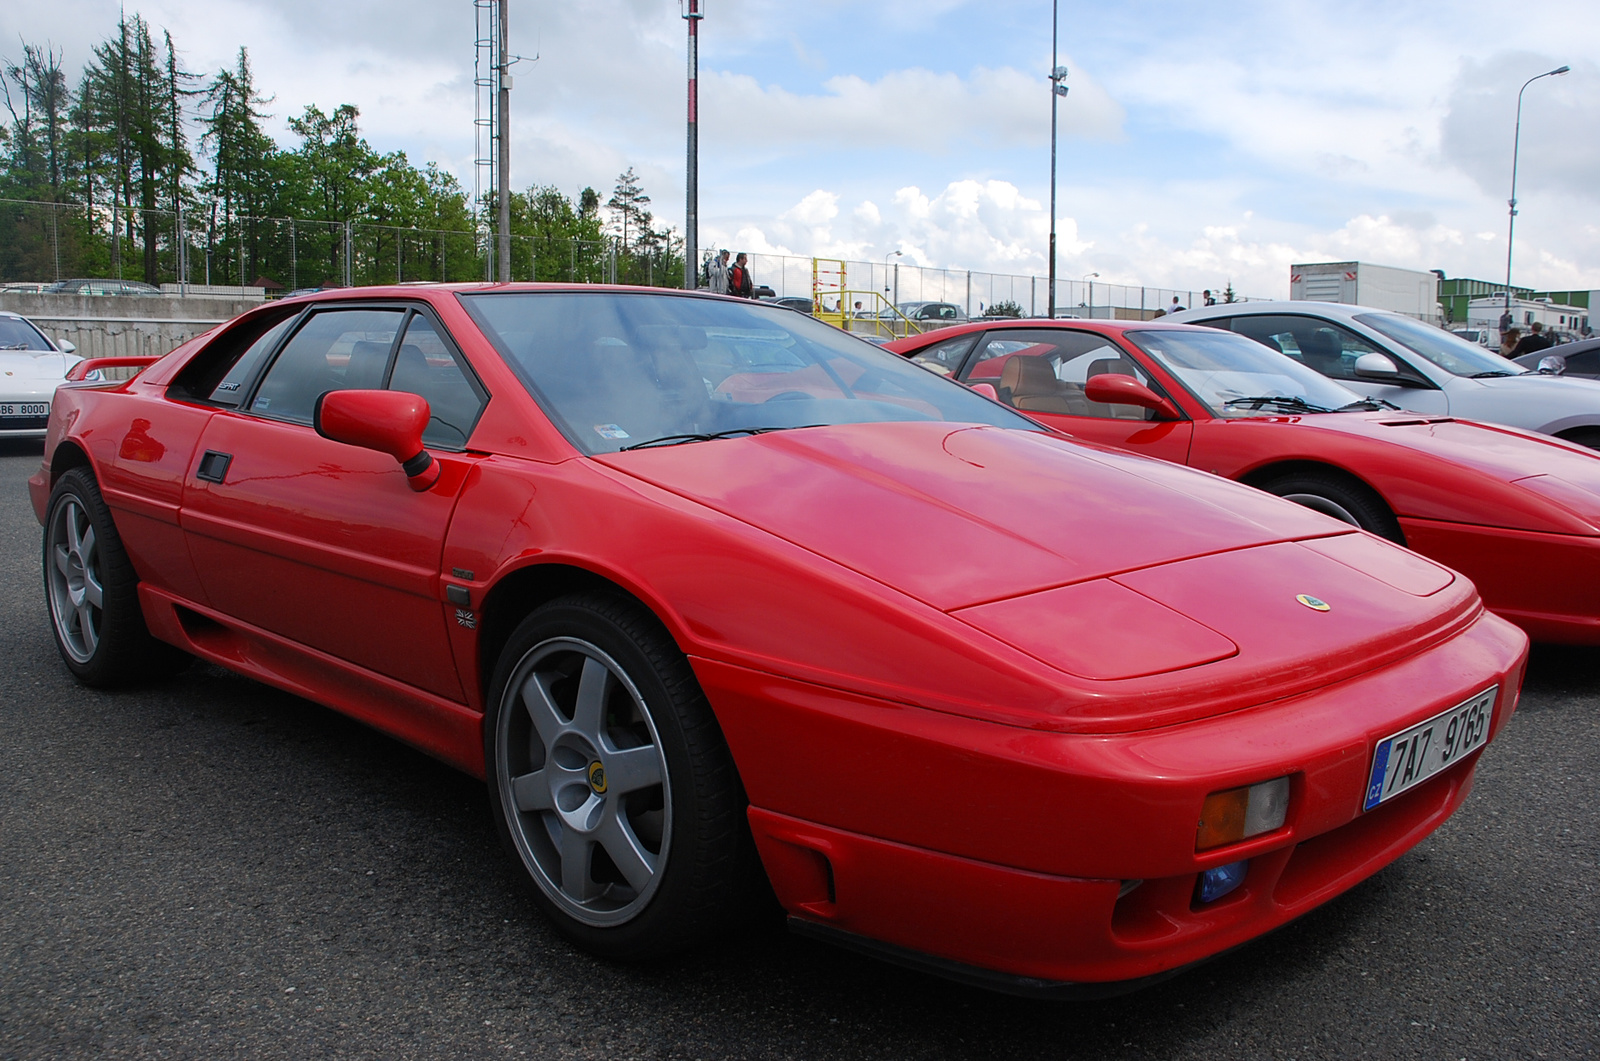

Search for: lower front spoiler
xmin=787 ymin=917 xmax=1209 ymax=1000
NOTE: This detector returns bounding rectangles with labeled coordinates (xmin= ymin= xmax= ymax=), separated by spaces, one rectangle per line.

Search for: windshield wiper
xmin=0 ymin=343 xmax=32 ymax=350
xmin=1335 ymin=396 xmax=1400 ymax=411
xmin=618 ymin=425 xmax=826 ymax=451
xmin=1470 ymin=370 xmax=1517 ymax=378
xmin=1221 ymin=395 xmax=1333 ymax=414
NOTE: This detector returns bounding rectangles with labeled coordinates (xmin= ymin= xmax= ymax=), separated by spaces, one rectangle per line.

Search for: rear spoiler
xmin=65 ymin=355 xmax=165 ymax=381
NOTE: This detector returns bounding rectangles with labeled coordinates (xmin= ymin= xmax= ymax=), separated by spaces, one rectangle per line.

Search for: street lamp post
xmin=883 ymin=249 xmax=902 ymax=298
xmin=1047 ymin=0 xmax=1069 ymax=319
xmin=683 ymin=0 xmax=703 ymax=289
xmin=1503 ymin=64 xmax=1569 ymax=331
xmin=1083 ymin=271 xmax=1099 ymax=317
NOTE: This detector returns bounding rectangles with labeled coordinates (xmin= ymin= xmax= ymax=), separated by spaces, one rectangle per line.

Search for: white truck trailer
xmin=1289 ymin=262 xmax=1441 ymax=322
xmin=1466 ymin=297 xmax=1589 ymax=346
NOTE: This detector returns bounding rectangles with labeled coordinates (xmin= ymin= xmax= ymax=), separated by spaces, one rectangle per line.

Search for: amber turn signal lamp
xmin=1196 ymin=777 xmax=1291 ymax=850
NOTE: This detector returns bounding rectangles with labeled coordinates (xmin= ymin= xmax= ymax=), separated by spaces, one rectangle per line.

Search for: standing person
xmin=1169 ymin=295 xmax=1185 ymax=315
xmin=1202 ymin=289 xmax=1217 ymax=307
xmin=706 ymin=249 xmax=730 ymax=294
xmin=729 ymin=253 xmax=754 ymax=299
xmin=1499 ymin=328 xmax=1522 ymax=357
xmin=1512 ymin=322 xmax=1554 ymax=357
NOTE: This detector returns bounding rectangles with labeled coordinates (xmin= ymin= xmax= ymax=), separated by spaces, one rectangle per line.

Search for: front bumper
xmin=695 ymin=607 xmax=1526 ymax=987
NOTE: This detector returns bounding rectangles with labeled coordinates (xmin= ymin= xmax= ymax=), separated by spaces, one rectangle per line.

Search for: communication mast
xmin=473 ymin=0 xmax=501 ymax=281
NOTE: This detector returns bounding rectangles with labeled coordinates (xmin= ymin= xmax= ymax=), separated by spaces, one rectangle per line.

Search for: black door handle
xmin=196 ymin=450 xmax=233 ymax=483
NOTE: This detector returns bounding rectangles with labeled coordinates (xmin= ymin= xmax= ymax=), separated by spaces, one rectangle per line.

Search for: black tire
xmin=1258 ymin=469 xmax=1404 ymax=544
xmin=42 ymin=467 xmax=190 ymax=686
xmin=484 ymin=591 xmax=759 ymax=960
xmin=1556 ymin=427 xmax=1600 ymax=451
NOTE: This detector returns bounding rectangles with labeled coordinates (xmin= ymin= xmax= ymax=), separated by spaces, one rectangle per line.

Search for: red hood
xmin=598 ymin=421 xmax=1350 ymax=611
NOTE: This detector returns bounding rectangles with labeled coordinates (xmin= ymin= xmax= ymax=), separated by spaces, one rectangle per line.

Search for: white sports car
xmin=0 ymin=311 xmax=81 ymax=438
xmin=1171 ymin=300 xmax=1600 ymax=449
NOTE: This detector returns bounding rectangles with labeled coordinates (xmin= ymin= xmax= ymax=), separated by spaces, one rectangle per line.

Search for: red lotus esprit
xmin=33 ymin=285 xmax=1526 ymax=996
xmin=889 ymin=318 xmax=1600 ymax=645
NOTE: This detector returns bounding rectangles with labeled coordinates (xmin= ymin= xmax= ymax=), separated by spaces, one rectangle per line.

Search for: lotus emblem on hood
xmin=1296 ymin=594 xmax=1331 ymax=612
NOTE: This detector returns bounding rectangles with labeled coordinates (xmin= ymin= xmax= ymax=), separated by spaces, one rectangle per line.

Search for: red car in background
xmin=889 ymin=318 xmax=1600 ymax=645
xmin=34 ymin=285 xmax=1524 ymax=995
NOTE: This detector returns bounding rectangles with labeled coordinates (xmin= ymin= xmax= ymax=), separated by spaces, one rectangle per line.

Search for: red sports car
xmin=889 ymin=318 xmax=1600 ymax=645
xmin=33 ymin=285 xmax=1525 ymax=995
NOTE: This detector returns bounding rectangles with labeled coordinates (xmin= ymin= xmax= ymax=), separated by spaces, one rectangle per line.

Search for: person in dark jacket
xmin=1512 ymin=322 xmax=1554 ymax=357
xmin=728 ymin=253 xmax=754 ymax=298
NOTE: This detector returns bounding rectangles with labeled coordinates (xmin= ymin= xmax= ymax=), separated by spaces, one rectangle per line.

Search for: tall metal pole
xmin=684 ymin=0 xmax=702 ymax=289
xmin=1503 ymin=64 xmax=1569 ymax=330
xmin=496 ymin=0 xmax=512 ymax=283
xmin=1047 ymin=4 xmax=1068 ymax=319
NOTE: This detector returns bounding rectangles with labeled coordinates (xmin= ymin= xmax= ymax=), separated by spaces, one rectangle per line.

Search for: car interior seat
xmin=1300 ymin=329 xmax=1345 ymax=376
xmin=1084 ymin=357 xmax=1149 ymax=420
xmin=999 ymin=354 xmax=1088 ymax=415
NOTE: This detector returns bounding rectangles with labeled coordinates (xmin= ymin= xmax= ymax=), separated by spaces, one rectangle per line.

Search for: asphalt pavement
xmin=1 ymin=437 xmax=1596 ymax=1060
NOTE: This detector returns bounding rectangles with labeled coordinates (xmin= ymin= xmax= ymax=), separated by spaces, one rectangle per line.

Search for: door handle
xmin=195 ymin=450 xmax=233 ymax=483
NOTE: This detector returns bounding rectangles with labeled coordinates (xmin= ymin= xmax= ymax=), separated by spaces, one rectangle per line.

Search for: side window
xmin=1229 ymin=315 xmax=1382 ymax=381
xmin=907 ymin=332 xmax=978 ymax=376
xmin=388 ymin=314 xmax=487 ymax=449
xmin=1561 ymin=350 xmax=1600 ymax=376
xmin=207 ymin=316 xmax=295 ymax=406
xmin=959 ymin=329 xmax=1163 ymax=420
xmin=249 ymin=309 xmax=404 ymax=423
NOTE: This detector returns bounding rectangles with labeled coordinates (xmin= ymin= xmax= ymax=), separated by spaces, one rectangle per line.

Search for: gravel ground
xmin=1 ymin=437 xmax=1596 ymax=1060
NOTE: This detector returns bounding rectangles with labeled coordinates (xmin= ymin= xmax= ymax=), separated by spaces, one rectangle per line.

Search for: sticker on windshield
xmin=594 ymin=424 xmax=630 ymax=440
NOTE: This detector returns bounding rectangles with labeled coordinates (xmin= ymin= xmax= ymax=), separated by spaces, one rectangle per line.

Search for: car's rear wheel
xmin=43 ymin=467 xmax=189 ymax=686
xmin=1259 ymin=469 xmax=1404 ymax=544
xmin=485 ymin=592 xmax=758 ymax=960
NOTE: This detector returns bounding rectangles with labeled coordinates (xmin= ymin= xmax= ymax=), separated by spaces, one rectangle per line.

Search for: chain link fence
xmin=2 ymin=196 xmax=1253 ymax=313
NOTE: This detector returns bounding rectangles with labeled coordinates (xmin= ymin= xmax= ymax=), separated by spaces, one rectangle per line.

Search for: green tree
xmin=983 ymin=300 xmax=1024 ymax=318
xmin=284 ymin=103 xmax=378 ymax=283
xmin=200 ymin=48 xmax=277 ymax=285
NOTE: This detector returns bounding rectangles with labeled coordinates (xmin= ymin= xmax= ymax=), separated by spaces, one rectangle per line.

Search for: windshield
xmin=0 ymin=317 xmax=54 ymax=351
xmin=462 ymin=291 xmax=1040 ymax=454
xmin=1124 ymin=327 xmax=1371 ymax=418
xmin=1354 ymin=312 xmax=1526 ymax=378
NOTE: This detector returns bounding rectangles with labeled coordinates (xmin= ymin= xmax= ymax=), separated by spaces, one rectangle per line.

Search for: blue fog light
xmin=1196 ymin=860 xmax=1248 ymax=904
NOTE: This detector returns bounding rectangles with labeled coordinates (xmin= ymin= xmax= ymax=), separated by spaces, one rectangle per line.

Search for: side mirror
xmin=1537 ymin=354 xmax=1566 ymax=376
xmin=313 ymin=389 xmax=440 ymax=492
xmin=57 ymin=339 xmax=77 ymax=354
xmin=1083 ymin=373 xmax=1180 ymax=420
xmin=1353 ymin=352 xmax=1401 ymax=380
xmin=969 ymin=382 xmax=999 ymax=401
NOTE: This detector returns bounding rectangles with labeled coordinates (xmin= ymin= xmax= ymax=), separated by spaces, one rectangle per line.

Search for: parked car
xmin=880 ymin=300 xmax=968 ymax=324
xmin=34 ymin=284 xmax=1524 ymax=993
xmin=890 ymin=317 xmax=1600 ymax=644
xmin=1513 ymin=336 xmax=1600 ymax=378
xmin=0 ymin=281 xmax=50 ymax=294
xmin=0 ymin=310 xmax=83 ymax=437
xmin=759 ymin=295 xmax=814 ymax=315
xmin=42 ymin=278 xmax=160 ymax=296
xmin=1169 ymin=300 xmax=1600 ymax=449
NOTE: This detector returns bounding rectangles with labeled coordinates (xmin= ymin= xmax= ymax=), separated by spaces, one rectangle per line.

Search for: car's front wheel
xmin=485 ymin=592 xmax=759 ymax=960
xmin=1259 ymin=469 xmax=1404 ymax=544
xmin=43 ymin=468 xmax=189 ymax=686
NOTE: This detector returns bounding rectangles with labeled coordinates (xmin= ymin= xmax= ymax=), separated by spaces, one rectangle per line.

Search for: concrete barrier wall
xmin=0 ymin=292 xmax=264 ymax=361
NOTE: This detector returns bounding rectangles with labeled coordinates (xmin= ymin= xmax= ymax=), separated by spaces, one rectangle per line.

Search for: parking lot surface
xmin=1 ymin=438 xmax=1597 ymax=1060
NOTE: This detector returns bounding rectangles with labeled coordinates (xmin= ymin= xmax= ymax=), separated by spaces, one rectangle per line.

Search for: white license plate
xmin=0 ymin=402 xmax=48 ymax=417
xmin=1364 ymin=686 xmax=1496 ymax=811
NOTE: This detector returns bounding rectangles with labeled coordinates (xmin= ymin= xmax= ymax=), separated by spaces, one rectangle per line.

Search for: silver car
xmin=0 ymin=311 xmax=82 ymax=438
xmin=1170 ymin=300 xmax=1600 ymax=449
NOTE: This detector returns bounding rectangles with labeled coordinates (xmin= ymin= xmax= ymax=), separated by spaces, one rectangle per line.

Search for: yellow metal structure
xmin=811 ymin=258 xmax=921 ymax=339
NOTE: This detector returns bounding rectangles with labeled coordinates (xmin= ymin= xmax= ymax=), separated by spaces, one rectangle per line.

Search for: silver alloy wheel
xmin=496 ymin=637 xmax=672 ymax=927
xmin=47 ymin=495 xmax=102 ymax=664
xmin=1282 ymin=491 xmax=1361 ymax=528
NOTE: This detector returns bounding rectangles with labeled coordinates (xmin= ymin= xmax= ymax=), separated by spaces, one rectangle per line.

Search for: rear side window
xmin=249 ymin=309 xmax=404 ymax=424
xmin=1227 ymin=315 xmax=1383 ymax=382
xmin=208 ymin=317 xmax=294 ymax=406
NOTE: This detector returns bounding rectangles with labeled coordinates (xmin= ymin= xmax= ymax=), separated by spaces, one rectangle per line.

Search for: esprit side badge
xmin=1296 ymin=594 xmax=1331 ymax=612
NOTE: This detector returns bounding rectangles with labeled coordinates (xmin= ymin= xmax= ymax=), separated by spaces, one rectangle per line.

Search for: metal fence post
xmin=344 ymin=221 xmax=354 ymax=287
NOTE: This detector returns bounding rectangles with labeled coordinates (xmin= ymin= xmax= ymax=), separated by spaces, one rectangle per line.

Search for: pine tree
xmin=605 ymin=167 xmax=649 ymax=254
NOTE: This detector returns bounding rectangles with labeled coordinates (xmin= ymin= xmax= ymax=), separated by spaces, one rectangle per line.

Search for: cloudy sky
xmin=7 ymin=0 xmax=1599 ymax=298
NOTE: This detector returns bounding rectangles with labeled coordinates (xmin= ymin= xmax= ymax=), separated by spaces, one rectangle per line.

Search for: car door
xmin=1225 ymin=314 xmax=1449 ymax=414
xmin=179 ymin=303 xmax=489 ymax=702
xmin=956 ymin=328 xmax=1193 ymax=462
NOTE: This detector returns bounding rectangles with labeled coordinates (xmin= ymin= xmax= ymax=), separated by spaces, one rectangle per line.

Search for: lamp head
xmin=1551 ymin=65 xmax=1571 ymax=75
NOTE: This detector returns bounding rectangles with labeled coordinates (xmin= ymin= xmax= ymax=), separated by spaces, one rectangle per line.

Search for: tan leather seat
xmin=999 ymin=355 xmax=1087 ymax=415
